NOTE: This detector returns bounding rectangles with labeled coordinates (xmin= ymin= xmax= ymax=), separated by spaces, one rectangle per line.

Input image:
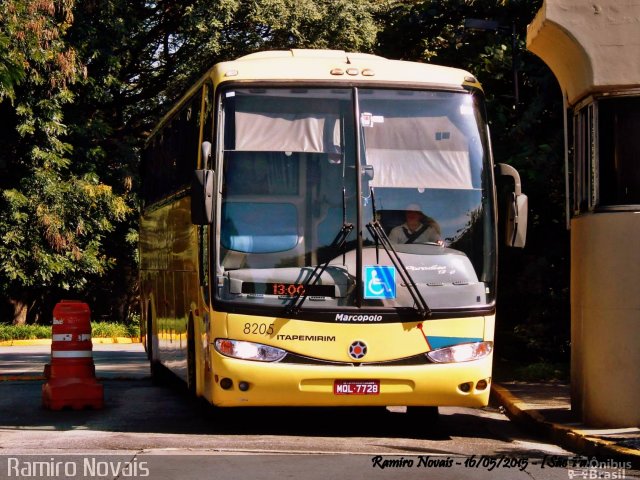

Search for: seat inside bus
xmin=220 ymin=200 xmax=304 ymax=269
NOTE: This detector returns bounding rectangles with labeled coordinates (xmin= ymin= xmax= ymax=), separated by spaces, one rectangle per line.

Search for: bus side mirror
xmin=497 ymin=163 xmax=528 ymax=248
xmin=505 ymin=191 xmax=528 ymax=248
xmin=191 ymin=169 xmax=215 ymax=225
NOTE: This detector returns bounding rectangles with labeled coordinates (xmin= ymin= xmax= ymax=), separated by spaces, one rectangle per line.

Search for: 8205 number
xmin=243 ymin=323 xmax=274 ymax=335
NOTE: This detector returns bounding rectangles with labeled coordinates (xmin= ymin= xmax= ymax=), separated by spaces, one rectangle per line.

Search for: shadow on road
xmin=0 ymin=377 xmax=519 ymax=447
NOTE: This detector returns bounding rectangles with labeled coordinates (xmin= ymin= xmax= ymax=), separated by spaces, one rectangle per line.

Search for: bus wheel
xmin=146 ymin=306 xmax=153 ymax=360
xmin=187 ymin=318 xmax=196 ymax=396
xmin=150 ymin=361 xmax=163 ymax=385
xmin=147 ymin=305 xmax=164 ymax=385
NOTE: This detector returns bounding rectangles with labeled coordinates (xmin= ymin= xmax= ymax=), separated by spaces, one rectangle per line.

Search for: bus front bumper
xmin=209 ymin=354 xmax=493 ymax=407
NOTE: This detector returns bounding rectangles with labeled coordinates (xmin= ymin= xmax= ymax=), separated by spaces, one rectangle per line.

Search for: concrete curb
xmin=492 ymin=384 xmax=640 ymax=464
xmin=0 ymin=374 xmax=149 ymax=382
xmin=94 ymin=337 xmax=141 ymax=344
xmin=0 ymin=337 xmax=140 ymax=347
xmin=0 ymin=339 xmax=53 ymax=346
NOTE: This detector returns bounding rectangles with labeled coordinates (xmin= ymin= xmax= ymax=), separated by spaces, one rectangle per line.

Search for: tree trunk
xmin=10 ymin=299 xmax=28 ymax=325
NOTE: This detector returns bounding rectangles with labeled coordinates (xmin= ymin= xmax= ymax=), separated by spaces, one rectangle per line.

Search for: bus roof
xmin=147 ymin=49 xmax=482 ymax=142
xmin=212 ymin=49 xmax=482 ymax=91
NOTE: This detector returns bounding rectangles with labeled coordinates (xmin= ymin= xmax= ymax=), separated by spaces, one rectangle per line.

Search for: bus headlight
xmin=427 ymin=341 xmax=493 ymax=363
xmin=214 ymin=339 xmax=287 ymax=362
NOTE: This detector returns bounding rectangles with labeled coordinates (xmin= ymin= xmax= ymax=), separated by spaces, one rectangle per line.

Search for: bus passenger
xmin=388 ymin=203 xmax=442 ymax=245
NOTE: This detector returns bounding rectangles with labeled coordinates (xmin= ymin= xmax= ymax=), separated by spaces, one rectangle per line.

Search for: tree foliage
xmin=0 ymin=0 xmax=131 ymax=323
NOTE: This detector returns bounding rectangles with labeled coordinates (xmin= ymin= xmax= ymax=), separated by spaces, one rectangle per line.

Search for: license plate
xmin=334 ymin=380 xmax=380 ymax=395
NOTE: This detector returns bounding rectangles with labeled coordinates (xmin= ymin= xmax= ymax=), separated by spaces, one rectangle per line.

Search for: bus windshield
xmin=216 ymin=87 xmax=496 ymax=316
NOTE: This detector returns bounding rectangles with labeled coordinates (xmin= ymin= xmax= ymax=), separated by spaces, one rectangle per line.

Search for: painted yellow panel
xmin=221 ymin=314 xmax=485 ymax=363
xmin=210 ymin=355 xmax=492 ymax=407
xmin=211 ymin=50 xmax=481 ymax=92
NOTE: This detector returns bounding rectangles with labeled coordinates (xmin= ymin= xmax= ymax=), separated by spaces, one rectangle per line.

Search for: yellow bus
xmin=139 ymin=49 xmax=527 ymax=416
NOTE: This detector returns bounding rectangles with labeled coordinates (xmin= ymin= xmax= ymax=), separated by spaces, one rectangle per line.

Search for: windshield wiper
xmin=370 ymin=186 xmax=381 ymax=265
xmin=285 ymin=222 xmax=354 ymax=316
xmin=366 ymin=219 xmax=431 ymax=320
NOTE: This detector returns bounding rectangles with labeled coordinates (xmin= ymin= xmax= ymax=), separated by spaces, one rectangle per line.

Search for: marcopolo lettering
xmin=335 ymin=314 xmax=383 ymax=322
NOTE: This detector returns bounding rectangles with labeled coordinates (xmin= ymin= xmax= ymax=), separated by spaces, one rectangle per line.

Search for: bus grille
xmin=280 ymin=352 xmax=431 ymax=367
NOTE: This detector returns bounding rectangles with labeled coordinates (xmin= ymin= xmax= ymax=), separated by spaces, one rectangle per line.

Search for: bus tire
xmin=147 ymin=304 xmax=164 ymax=386
xmin=187 ymin=317 xmax=197 ymax=396
xmin=150 ymin=361 xmax=163 ymax=385
xmin=145 ymin=304 xmax=153 ymax=361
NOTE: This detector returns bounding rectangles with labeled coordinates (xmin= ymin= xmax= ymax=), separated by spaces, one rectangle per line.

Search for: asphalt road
xmin=2 ymin=344 xmax=632 ymax=480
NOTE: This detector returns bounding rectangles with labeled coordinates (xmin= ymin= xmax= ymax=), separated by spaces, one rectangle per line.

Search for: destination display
xmin=241 ymin=282 xmax=335 ymax=297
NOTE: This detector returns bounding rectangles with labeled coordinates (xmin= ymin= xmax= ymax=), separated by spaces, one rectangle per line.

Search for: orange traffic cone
xmin=42 ymin=300 xmax=104 ymax=410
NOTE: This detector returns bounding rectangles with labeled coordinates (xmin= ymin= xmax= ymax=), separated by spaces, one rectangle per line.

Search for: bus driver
xmin=388 ymin=203 xmax=442 ymax=245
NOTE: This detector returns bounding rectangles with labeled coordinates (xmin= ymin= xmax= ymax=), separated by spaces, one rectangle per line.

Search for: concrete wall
xmin=571 ymin=213 xmax=640 ymax=427
xmin=527 ymin=0 xmax=640 ymax=106
xmin=528 ymin=0 xmax=640 ymax=427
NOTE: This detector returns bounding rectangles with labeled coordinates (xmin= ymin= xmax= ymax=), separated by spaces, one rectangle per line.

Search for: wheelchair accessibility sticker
xmin=364 ymin=266 xmax=397 ymax=299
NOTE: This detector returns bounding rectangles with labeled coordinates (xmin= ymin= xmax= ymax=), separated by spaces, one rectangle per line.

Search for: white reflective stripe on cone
xmin=52 ymin=334 xmax=73 ymax=341
xmin=51 ymin=350 xmax=93 ymax=358
xmin=78 ymin=334 xmax=92 ymax=341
